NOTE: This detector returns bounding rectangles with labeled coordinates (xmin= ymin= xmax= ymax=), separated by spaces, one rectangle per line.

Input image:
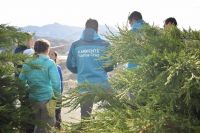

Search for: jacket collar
xmin=38 ymin=54 xmax=49 ymax=59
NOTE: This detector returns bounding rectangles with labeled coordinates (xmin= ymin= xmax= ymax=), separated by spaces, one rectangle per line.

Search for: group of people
xmin=15 ymin=11 xmax=178 ymax=133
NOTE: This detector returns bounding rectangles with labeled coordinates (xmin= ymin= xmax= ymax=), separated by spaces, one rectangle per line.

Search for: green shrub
xmin=0 ymin=24 xmax=33 ymax=133
xmin=64 ymin=26 xmax=200 ymax=133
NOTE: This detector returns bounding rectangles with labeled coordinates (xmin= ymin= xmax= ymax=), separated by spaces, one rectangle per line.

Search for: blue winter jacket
xmin=66 ymin=28 xmax=113 ymax=91
xmin=57 ymin=65 xmax=63 ymax=93
xmin=14 ymin=45 xmax=28 ymax=54
xmin=131 ymin=19 xmax=145 ymax=32
xmin=19 ymin=54 xmax=61 ymax=102
xmin=127 ymin=19 xmax=145 ymax=69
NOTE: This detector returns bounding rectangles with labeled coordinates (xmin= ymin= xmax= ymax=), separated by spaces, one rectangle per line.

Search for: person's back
xmin=66 ymin=19 xmax=113 ymax=119
xmin=67 ymin=19 xmax=113 ymax=88
xmin=19 ymin=39 xmax=61 ymax=132
xmin=21 ymin=54 xmax=60 ymax=101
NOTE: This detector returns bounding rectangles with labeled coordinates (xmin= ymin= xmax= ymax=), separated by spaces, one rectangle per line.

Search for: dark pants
xmin=32 ymin=101 xmax=55 ymax=133
xmin=55 ymin=108 xmax=62 ymax=129
xmin=25 ymin=125 xmax=34 ymax=133
xmin=80 ymin=95 xmax=95 ymax=119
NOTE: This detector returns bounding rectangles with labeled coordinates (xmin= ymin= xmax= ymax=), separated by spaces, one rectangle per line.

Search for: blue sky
xmin=0 ymin=0 xmax=200 ymax=29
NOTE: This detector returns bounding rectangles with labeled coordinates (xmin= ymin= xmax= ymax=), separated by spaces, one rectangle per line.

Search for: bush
xmin=0 ymin=24 xmax=33 ymax=133
xmin=64 ymin=26 xmax=200 ymax=133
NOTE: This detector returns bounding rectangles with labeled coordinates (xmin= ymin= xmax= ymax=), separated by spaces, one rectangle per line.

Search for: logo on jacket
xmin=78 ymin=48 xmax=100 ymax=57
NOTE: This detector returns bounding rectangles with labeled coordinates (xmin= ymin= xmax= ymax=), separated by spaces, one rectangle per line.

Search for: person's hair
xmin=34 ymin=39 xmax=50 ymax=54
xmin=85 ymin=19 xmax=98 ymax=31
xmin=164 ymin=17 xmax=177 ymax=26
xmin=128 ymin=11 xmax=143 ymax=21
xmin=53 ymin=51 xmax=58 ymax=57
xmin=52 ymin=50 xmax=58 ymax=62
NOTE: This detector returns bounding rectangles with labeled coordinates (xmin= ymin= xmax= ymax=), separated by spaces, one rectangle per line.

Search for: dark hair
xmin=53 ymin=51 xmax=58 ymax=57
xmin=128 ymin=11 xmax=143 ymax=21
xmin=85 ymin=19 xmax=98 ymax=31
xmin=52 ymin=50 xmax=58 ymax=62
xmin=34 ymin=39 xmax=50 ymax=54
xmin=164 ymin=17 xmax=177 ymax=26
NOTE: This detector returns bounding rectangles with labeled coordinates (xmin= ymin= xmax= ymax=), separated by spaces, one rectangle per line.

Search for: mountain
xmin=22 ymin=23 xmax=116 ymax=42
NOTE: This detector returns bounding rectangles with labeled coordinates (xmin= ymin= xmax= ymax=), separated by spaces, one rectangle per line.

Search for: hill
xmin=22 ymin=23 xmax=116 ymax=42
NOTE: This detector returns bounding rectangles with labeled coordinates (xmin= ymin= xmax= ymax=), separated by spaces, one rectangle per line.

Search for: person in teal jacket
xmin=126 ymin=11 xmax=147 ymax=100
xmin=19 ymin=39 xmax=61 ymax=133
xmin=66 ymin=19 xmax=113 ymax=119
xmin=164 ymin=17 xmax=177 ymax=29
xmin=126 ymin=11 xmax=146 ymax=69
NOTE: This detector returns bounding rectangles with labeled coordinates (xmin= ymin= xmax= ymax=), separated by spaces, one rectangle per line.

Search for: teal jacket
xmin=66 ymin=28 xmax=113 ymax=92
xmin=19 ymin=54 xmax=61 ymax=102
xmin=127 ymin=19 xmax=145 ymax=69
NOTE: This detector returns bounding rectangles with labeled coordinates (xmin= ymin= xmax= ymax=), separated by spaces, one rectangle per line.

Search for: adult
xmin=66 ymin=19 xmax=113 ymax=119
xmin=126 ymin=11 xmax=146 ymax=69
xmin=164 ymin=17 xmax=177 ymax=29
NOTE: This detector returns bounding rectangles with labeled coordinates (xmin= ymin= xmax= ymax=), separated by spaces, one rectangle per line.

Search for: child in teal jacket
xmin=19 ymin=39 xmax=61 ymax=132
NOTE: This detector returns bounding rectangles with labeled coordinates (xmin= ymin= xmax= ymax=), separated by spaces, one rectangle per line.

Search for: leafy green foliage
xmin=0 ymin=24 xmax=32 ymax=48
xmin=64 ymin=26 xmax=200 ymax=133
xmin=0 ymin=24 xmax=33 ymax=132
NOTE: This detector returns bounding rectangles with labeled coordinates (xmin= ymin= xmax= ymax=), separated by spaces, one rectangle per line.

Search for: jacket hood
xmin=80 ymin=28 xmax=100 ymax=41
